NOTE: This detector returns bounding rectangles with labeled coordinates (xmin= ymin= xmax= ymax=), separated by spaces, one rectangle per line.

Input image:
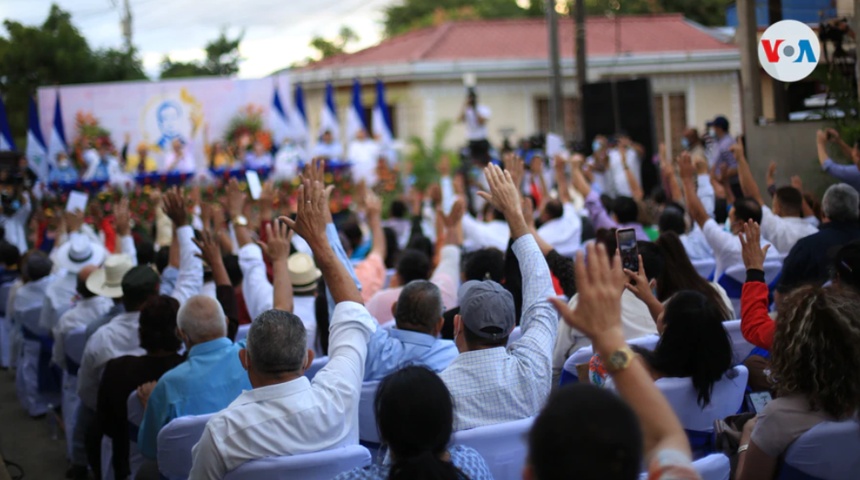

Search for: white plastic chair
xmin=0 ymin=281 xmax=13 ymax=368
xmin=639 ymin=453 xmax=730 ymax=480
xmin=506 ymin=326 xmax=523 ymax=347
xmin=358 ymin=381 xmax=381 ymax=445
xmin=722 ymin=320 xmax=756 ymax=364
xmin=235 ymin=324 xmax=250 ymax=343
xmin=15 ymin=306 xmax=58 ymax=416
xmin=62 ymin=326 xmax=87 ymax=458
xmin=305 ymin=356 xmax=328 ymax=380
xmin=560 ymin=334 xmax=660 ymax=385
xmin=222 ymin=445 xmax=372 ymax=480
xmin=778 ymin=420 xmax=860 ymax=480
xmin=451 ymin=417 xmax=534 ymax=480
xmin=127 ymin=391 xmax=145 ymax=479
xmin=157 ymin=413 xmax=214 ymax=480
xmin=653 ymin=365 xmax=749 ymax=432
xmin=691 ymin=258 xmax=716 ymax=280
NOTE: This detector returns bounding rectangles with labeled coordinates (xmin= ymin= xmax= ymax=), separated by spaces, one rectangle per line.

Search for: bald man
xmin=51 ymin=265 xmax=115 ymax=368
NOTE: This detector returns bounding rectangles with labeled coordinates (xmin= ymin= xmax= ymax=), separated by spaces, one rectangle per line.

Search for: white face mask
xmin=708 ymin=128 xmax=716 ymax=138
xmin=58 ymin=160 xmax=70 ymax=168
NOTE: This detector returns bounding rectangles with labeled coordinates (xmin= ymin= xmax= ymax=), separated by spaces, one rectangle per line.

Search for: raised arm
xmin=162 ymin=188 xmax=203 ymax=305
xmin=258 ymin=221 xmax=293 ymax=312
xmin=230 ymin=178 xmax=275 ymax=319
xmin=622 ymin=155 xmax=644 ymax=201
xmin=550 ymin=243 xmax=691 ymax=458
xmin=816 ymin=129 xmax=829 ymax=168
xmin=766 ymin=161 xmax=777 ymax=198
xmin=193 ymin=229 xmax=239 ymax=338
xmin=365 ymin=191 xmax=386 ymax=261
xmin=731 ymin=139 xmax=765 ymax=206
xmin=680 ymin=152 xmax=709 ymax=228
xmin=827 ymin=128 xmax=854 ymax=162
xmin=553 ymin=155 xmax=571 ymax=204
xmin=113 ymin=197 xmax=137 ymax=264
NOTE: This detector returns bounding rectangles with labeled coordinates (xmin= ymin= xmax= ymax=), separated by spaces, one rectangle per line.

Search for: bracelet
xmin=737 ymin=444 xmax=749 ymax=454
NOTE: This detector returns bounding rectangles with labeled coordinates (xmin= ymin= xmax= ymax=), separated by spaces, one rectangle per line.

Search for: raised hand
xmin=226 ymin=178 xmax=246 ymax=220
xmin=521 ymin=197 xmax=536 ymax=230
xmin=64 ymin=208 xmax=85 ymax=234
xmin=678 ymin=151 xmax=695 ymax=181
xmin=503 ymin=152 xmax=525 ymax=191
xmin=114 ymin=197 xmax=131 ymax=236
xmin=280 ymin=177 xmax=328 ymax=247
xmin=790 ymin=175 xmax=803 ymax=192
xmin=549 ymin=243 xmax=625 ymax=350
xmin=259 ymin=180 xmax=275 ymax=220
xmin=162 ymin=188 xmax=188 ymax=226
xmin=192 ymin=229 xmax=222 ymax=267
xmin=301 ymin=158 xmax=334 ymax=224
xmin=739 ymin=219 xmax=770 ymax=271
xmin=258 ymin=220 xmax=292 ymax=263
xmin=440 ymin=196 xmax=465 ymax=229
xmin=767 ymin=161 xmax=777 ymax=181
xmin=478 ymin=164 xmax=521 ymax=219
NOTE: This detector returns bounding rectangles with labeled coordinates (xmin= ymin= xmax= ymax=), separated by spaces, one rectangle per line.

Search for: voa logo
xmin=758 ymin=20 xmax=821 ymax=82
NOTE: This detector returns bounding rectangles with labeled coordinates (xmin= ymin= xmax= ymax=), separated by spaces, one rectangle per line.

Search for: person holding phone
xmin=458 ymin=89 xmax=491 ymax=165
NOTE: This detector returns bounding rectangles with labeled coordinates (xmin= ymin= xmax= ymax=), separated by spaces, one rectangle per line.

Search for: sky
xmin=0 ymin=0 xmax=397 ymax=78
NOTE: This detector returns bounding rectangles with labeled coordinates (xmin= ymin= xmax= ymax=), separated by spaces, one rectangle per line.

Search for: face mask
xmin=708 ymin=128 xmax=716 ymax=138
xmin=680 ymin=138 xmax=689 ymax=150
xmin=59 ymin=159 xmax=70 ymax=168
xmin=592 ymin=140 xmax=602 ymax=152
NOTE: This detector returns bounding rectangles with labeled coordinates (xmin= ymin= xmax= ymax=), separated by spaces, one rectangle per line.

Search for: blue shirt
xmin=48 ymin=166 xmax=79 ymax=184
xmin=363 ymin=327 xmax=458 ymax=381
xmin=137 ymin=337 xmax=251 ymax=459
xmin=93 ymin=160 xmax=110 ymax=181
xmin=822 ymin=158 xmax=860 ymax=193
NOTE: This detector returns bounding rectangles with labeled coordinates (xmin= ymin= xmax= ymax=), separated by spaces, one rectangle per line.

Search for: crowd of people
xmin=0 ymin=112 xmax=859 ymax=480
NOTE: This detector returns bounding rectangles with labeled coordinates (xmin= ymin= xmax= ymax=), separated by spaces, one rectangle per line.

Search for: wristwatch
xmin=605 ymin=346 xmax=636 ymax=373
xmin=232 ymin=215 xmax=248 ymax=227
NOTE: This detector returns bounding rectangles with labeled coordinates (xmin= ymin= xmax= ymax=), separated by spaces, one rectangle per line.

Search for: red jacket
xmin=740 ymin=269 xmax=774 ymax=350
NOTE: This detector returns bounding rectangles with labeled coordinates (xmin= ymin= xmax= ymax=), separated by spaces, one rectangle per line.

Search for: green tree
xmin=582 ymin=0 xmax=732 ymax=27
xmin=0 ymin=4 xmax=145 ymax=148
xmin=383 ymin=0 xmax=543 ymax=38
xmin=159 ymin=29 xmax=244 ymax=79
xmin=308 ymin=26 xmax=360 ymax=61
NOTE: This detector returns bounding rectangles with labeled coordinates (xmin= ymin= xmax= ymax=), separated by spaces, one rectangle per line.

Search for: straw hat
xmin=86 ymin=254 xmax=135 ymax=298
xmin=288 ymin=253 xmax=321 ymax=293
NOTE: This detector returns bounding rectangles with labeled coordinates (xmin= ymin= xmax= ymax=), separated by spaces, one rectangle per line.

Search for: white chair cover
xmin=15 ymin=306 xmax=56 ymax=416
xmin=0 ymin=282 xmax=13 ymax=368
xmin=639 ymin=453 xmax=730 ymax=480
xmin=235 ymin=324 xmax=250 ymax=343
xmin=651 ymin=365 xmax=749 ymax=432
xmin=722 ymin=320 xmax=755 ymax=364
xmin=305 ymin=356 xmax=328 ymax=380
xmin=358 ymin=381 xmax=380 ymax=444
xmin=222 ymin=445 xmax=372 ymax=480
xmin=691 ymin=258 xmax=716 ymax=279
xmin=451 ymin=417 xmax=534 ymax=480
xmin=157 ymin=413 xmax=215 ymax=480
xmin=127 ymin=391 xmax=145 ymax=479
xmin=561 ymin=334 xmax=660 ymax=384
xmin=780 ymin=420 xmax=860 ymax=480
xmin=62 ymin=326 xmax=88 ymax=459
xmin=506 ymin=326 xmax=523 ymax=347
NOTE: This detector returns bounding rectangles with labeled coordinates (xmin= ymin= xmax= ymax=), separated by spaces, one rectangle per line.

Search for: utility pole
xmin=546 ymin=0 xmax=565 ymax=135
xmin=768 ymin=0 xmax=787 ymax=122
xmin=574 ymin=0 xmax=587 ymax=141
xmin=117 ymin=0 xmax=133 ymax=52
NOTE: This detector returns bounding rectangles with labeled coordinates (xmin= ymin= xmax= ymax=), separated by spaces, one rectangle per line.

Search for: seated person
xmin=657 ymin=203 xmax=713 ymax=263
xmin=735 ymin=283 xmax=860 ymax=480
xmin=440 ymin=164 xmax=558 ymax=431
xmin=333 ymin=366 xmax=492 ymax=480
xmin=137 ymin=295 xmax=251 ymax=460
xmin=97 ymin=296 xmax=183 ymax=480
xmin=189 ymin=177 xmax=375 ymax=478
xmin=534 ymin=157 xmax=582 ymax=257
xmin=48 ymin=152 xmax=80 ymax=183
xmin=527 ymin=241 xmax=699 ymax=480
xmin=553 ymin=237 xmax=664 ymax=383
xmin=364 ymin=280 xmax=458 ymax=381
xmin=440 ymin=247 xmax=505 ymax=340
xmin=311 ymin=130 xmax=343 ymax=160
xmin=244 ymin=140 xmax=273 ymax=170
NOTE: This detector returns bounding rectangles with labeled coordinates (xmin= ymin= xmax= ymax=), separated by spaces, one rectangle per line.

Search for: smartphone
xmin=746 ymin=391 xmax=773 ymax=414
xmin=616 ymin=228 xmax=639 ymax=272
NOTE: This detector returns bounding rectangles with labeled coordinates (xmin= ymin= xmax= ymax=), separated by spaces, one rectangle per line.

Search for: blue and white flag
xmin=372 ymin=79 xmax=394 ymax=146
xmin=318 ymin=82 xmax=339 ymax=142
xmin=47 ymin=92 xmax=68 ymax=170
xmin=291 ymin=83 xmax=309 ymax=145
xmin=0 ymin=96 xmax=15 ymax=152
xmin=269 ymin=87 xmax=290 ymax=147
xmin=345 ymin=79 xmax=368 ymax=141
xmin=26 ymin=97 xmax=48 ymax=180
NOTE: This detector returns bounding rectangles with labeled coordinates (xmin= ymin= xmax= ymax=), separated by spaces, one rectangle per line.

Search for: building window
xmin=360 ymin=105 xmax=398 ymax=138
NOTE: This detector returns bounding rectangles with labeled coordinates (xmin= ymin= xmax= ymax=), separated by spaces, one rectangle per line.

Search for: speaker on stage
xmin=582 ymin=78 xmax=658 ymax=195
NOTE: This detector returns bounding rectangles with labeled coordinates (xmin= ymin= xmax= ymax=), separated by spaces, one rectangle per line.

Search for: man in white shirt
xmin=346 ymin=128 xmax=381 ymax=187
xmin=606 ymin=135 xmax=641 ymax=198
xmin=733 ymin=141 xmax=817 ymax=254
xmin=271 ymin=140 xmax=306 ymax=182
xmin=462 ymin=205 xmax=510 ymax=252
xmin=440 ymin=164 xmax=558 ymax=431
xmin=311 ymin=130 xmax=343 ymax=160
xmin=657 ymin=204 xmax=714 ymax=263
xmin=459 ymin=90 xmax=491 ymax=164
xmin=244 ymin=141 xmax=273 ymax=170
xmin=0 ymin=192 xmax=31 ymax=254
xmin=537 ymin=161 xmax=582 ymax=257
xmin=40 ymin=234 xmax=108 ymax=332
xmin=160 ymin=138 xmax=196 ymax=174
xmin=552 ymin=241 xmax=663 ymax=383
xmin=189 ymin=177 xmax=375 ymax=479
xmin=50 ymin=265 xmax=113 ymax=369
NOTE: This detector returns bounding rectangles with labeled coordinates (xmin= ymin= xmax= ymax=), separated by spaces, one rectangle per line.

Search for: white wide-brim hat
xmin=54 ymin=233 xmax=107 ymax=274
xmin=288 ymin=253 xmax=321 ymax=294
xmin=86 ymin=253 xmax=134 ymax=298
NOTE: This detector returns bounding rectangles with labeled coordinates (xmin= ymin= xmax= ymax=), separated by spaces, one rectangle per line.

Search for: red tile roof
xmin=302 ymin=14 xmax=733 ymax=71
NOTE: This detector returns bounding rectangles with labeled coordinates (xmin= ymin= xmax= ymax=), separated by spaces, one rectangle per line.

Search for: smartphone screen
xmin=747 ymin=391 xmax=773 ymax=413
xmin=616 ymin=228 xmax=639 ymax=272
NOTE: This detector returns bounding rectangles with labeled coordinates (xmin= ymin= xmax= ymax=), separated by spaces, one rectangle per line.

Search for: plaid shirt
xmin=440 ymin=234 xmax=558 ymax=431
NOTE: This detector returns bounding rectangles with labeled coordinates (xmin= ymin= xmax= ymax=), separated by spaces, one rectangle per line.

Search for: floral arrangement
xmin=71 ymin=111 xmax=114 ymax=169
xmin=224 ymin=104 xmax=273 ymax=151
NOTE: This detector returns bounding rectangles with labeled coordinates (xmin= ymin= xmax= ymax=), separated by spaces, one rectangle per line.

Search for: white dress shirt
xmin=39 ymin=272 xmax=77 ymax=332
xmin=76 ymin=311 xmax=144 ymax=410
xmin=760 ymin=206 xmax=818 ymax=255
xmin=346 ymin=139 xmax=380 ymax=186
xmin=12 ymin=275 xmax=53 ymax=318
xmin=701 ymin=218 xmax=782 ymax=283
xmin=552 ymin=289 xmax=656 ymax=382
xmin=606 ymin=147 xmax=641 ymax=198
xmin=293 ymin=295 xmax=318 ymax=354
xmin=51 ymin=295 xmax=113 ymax=368
xmin=160 ymin=148 xmax=196 ymax=173
xmin=188 ymin=301 xmax=375 ymax=479
xmin=238 ymin=244 xmax=274 ymax=321
xmin=271 ymin=143 xmax=306 ymax=181
xmin=464 ymin=106 xmax=491 ymax=141
xmin=462 ymin=216 xmax=509 ymax=253
xmin=169 ymin=226 xmax=204 ymax=306
xmin=680 ymin=224 xmax=715 ymax=262
xmin=311 ymin=141 xmax=343 ymax=160
xmin=0 ymin=195 xmax=31 ymax=254
xmin=537 ymin=203 xmax=582 ymax=258
xmin=440 ymin=235 xmax=557 ymax=431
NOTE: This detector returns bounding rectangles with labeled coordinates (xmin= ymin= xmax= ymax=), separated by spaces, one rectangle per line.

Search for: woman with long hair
xmin=735 ymin=285 xmax=860 ymax=479
xmin=333 ymin=366 xmax=491 ymax=480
